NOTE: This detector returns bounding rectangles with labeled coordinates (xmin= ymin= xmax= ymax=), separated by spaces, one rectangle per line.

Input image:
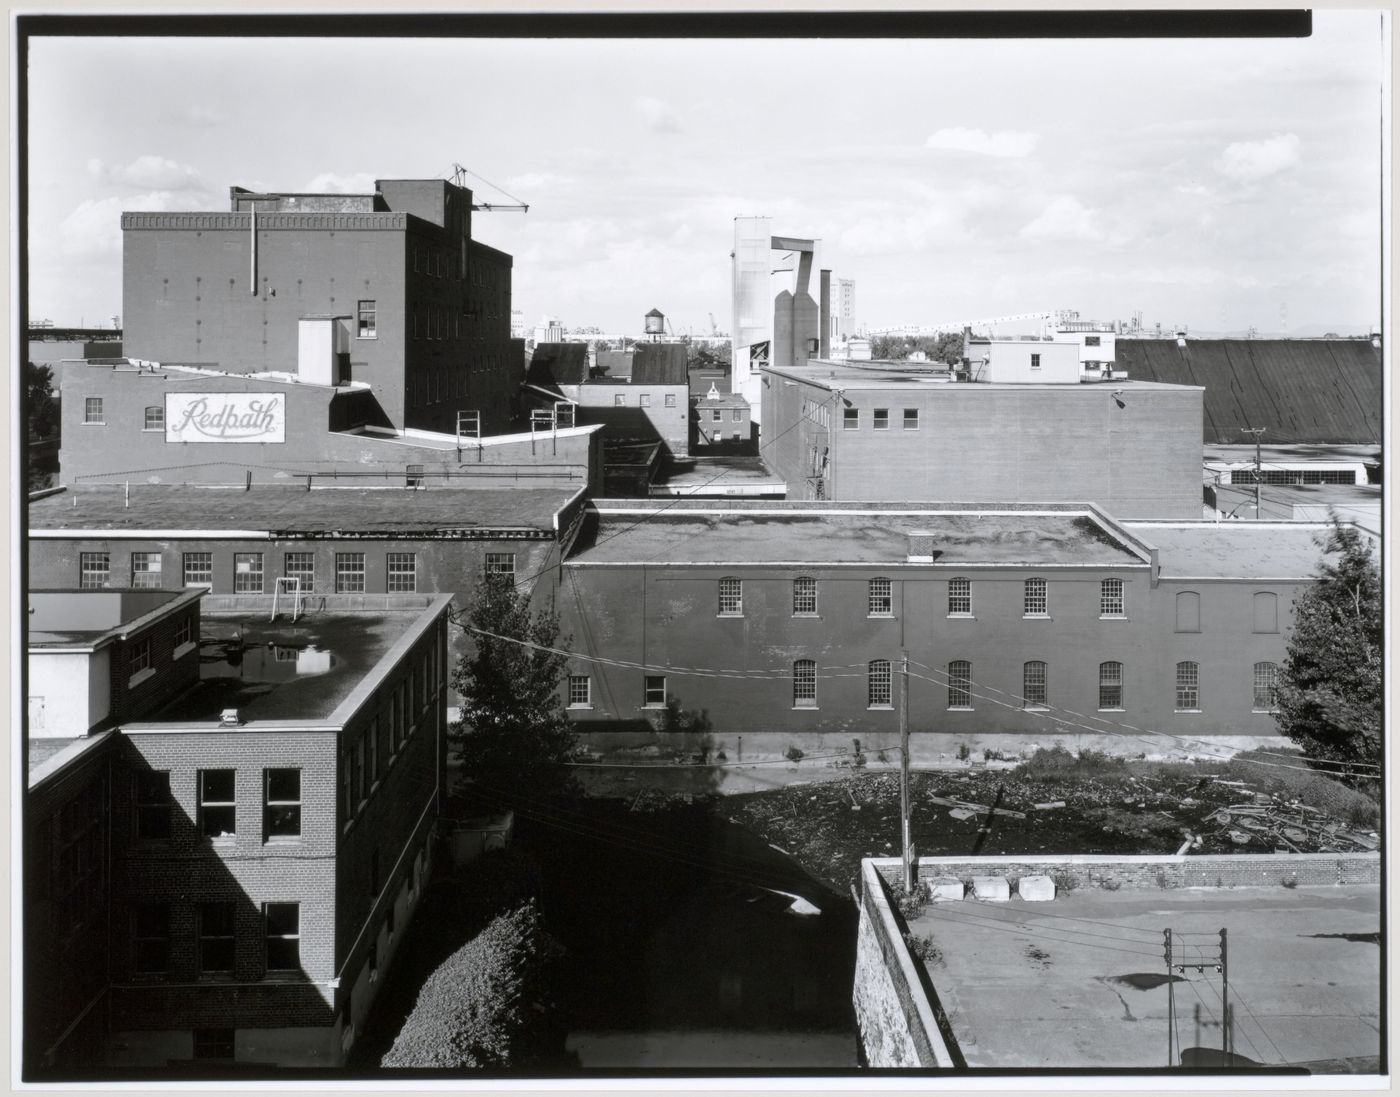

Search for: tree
xmin=450 ymin=574 xmax=579 ymax=804
xmin=25 ymin=361 xmax=58 ymax=439
xmin=1274 ymin=521 xmax=1382 ymax=789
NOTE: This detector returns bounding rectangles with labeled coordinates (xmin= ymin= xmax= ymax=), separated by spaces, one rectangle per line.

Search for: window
xmin=1085 ymin=335 xmax=1101 ymax=347
xmin=568 ymin=675 xmax=592 ymax=707
xmin=263 ymin=769 xmax=301 ymax=839
xmin=873 ymin=408 xmax=889 ymax=430
xmin=198 ymin=770 xmax=236 ymax=838
xmin=1175 ymin=662 xmax=1200 ymax=711
xmin=1252 ymin=592 xmax=1278 ymax=634
xmin=83 ymin=397 xmax=104 ymax=424
xmin=639 ymin=393 xmax=651 ymax=408
xmin=843 ymin=407 xmax=859 ymax=430
xmin=1100 ymin=578 xmax=1125 ymax=617
xmin=868 ymin=577 xmax=893 ymax=616
xmin=1175 ymin=591 xmax=1200 ymax=633
xmin=947 ymin=660 xmax=972 ymax=709
xmin=284 ymin=552 xmax=314 ymax=592
xmin=1024 ymin=577 xmax=1048 ymax=616
xmin=193 ymin=1029 xmax=235 ymax=1060
xmin=1099 ymin=661 xmax=1124 ymax=709
xmin=792 ymin=576 xmax=817 ymax=615
xmin=1030 ymin=353 xmax=1042 ymax=369
xmin=614 ymin=394 xmax=626 ymax=407
xmin=131 ymin=551 xmax=163 ymax=589
xmin=485 ymin=552 xmax=516 ymax=581
xmin=175 ymin=615 xmax=193 ymax=649
xmin=644 ymin=676 xmax=666 ymax=707
xmin=1253 ymin=662 xmax=1279 ymax=711
xmin=129 ymin=638 xmax=152 ymax=677
xmin=387 ymin=553 xmax=417 ymax=593
xmin=948 ymin=578 xmax=971 ymax=616
xmin=135 ymin=771 xmax=172 ymax=840
xmin=132 ymin=903 xmax=170 ymax=974
xmin=1022 ymin=661 xmax=1048 ymax=709
xmin=732 ymin=408 xmax=743 ymax=422
xmin=868 ymin=659 xmax=892 ymax=708
xmin=183 ymin=551 xmax=213 ymax=588
xmin=903 ymin=408 xmax=919 ymax=430
xmin=664 ymin=393 xmax=677 ymax=408
xmin=264 ymin=903 xmax=300 ymax=971
xmin=357 ymin=299 xmax=377 ymax=338
xmin=718 ymin=577 xmax=743 ymax=616
xmin=335 ymin=552 xmax=366 ymax=593
xmin=711 ymin=408 xmax=722 ymax=422
xmin=233 ymin=552 xmax=264 ymax=594
xmin=80 ymin=551 xmax=110 ymax=589
xmin=406 ymin=464 xmax=424 ymax=488
xmin=143 ymin=405 xmax=165 ymax=431
xmin=198 ymin=902 xmax=236 ymax=974
xmin=793 ymin=659 xmax=817 ymax=708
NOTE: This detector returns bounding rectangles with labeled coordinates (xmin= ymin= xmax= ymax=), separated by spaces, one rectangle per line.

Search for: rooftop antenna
xmin=449 ymin=164 xmax=529 ymax=213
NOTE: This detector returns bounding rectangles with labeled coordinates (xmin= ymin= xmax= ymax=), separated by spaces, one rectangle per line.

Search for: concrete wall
xmin=573 ymin=383 xmax=690 ymax=456
xmin=28 ymin=651 xmax=107 ymax=736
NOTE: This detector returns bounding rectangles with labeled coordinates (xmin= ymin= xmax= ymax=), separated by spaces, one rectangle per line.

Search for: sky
xmin=24 ymin=13 xmax=1387 ymax=338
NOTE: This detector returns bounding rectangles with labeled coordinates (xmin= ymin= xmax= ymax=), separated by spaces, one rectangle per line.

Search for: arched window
xmin=718 ymin=576 xmax=742 ymax=616
xmin=867 ymin=660 xmax=892 ymax=707
xmin=792 ymin=576 xmax=817 ymax=616
xmin=1022 ymin=661 xmax=1048 ymax=708
xmin=1252 ymin=662 xmax=1280 ymax=711
xmin=868 ymin=577 xmax=893 ymax=616
xmin=1175 ymin=662 xmax=1200 ymax=711
xmin=1100 ymin=578 xmax=1124 ymax=617
xmin=143 ymin=405 xmax=165 ymax=431
xmin=1024 ymin=578 xmax=1048 ymax=616
xmin=1252 ymin=592 xmax=1278 ymax=634
xmin=793 ymin=659 xmax=817 ymax=708
xmin=1175 ymin=591 xmax=1200 ymax=633
xmin=948 ymin=578 xmax=971 ymax=616
xmin=1098 ymin=661 xmax=1124 ymax=709
xmin=947 ymin=660 xmax=972 ymax=709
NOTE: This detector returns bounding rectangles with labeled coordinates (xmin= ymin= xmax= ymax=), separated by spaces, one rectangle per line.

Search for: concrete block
xmin=926 ymin=876 xmax=965 ymax=902
xmin=1018 ymin=874 xmax=1056 ymax=902
xmin=970 ymin=875 xmax=1010 ymax=901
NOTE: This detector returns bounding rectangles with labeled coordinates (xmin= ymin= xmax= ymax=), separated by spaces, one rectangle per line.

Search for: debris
xmin=1033 ymin=801 xmax=1066 ymax=811
xmin=948 ymin=807 xmax=978 ymax=821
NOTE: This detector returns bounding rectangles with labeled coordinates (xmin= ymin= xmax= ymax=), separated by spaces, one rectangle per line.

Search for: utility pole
xmin=1163 ymin=929 xmax=1176 ymax=1067
xmin=1239 ymin=427 xmax=1266 ymax=518
xmin=1220 ymin=927 xmax=1231 ymax=1061
xmin=900 ymin=650 xmax=913 ymax=892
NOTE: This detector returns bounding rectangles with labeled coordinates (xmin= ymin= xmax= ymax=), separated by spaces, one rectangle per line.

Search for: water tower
xmin=644 ymin=308 xmax=666 ymax=342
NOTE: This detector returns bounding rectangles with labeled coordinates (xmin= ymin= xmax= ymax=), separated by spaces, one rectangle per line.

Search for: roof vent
xmin=219 ymin=708 xmax=241 ymax=727
xmin=908 ymin=530 xmax=935 ymax=563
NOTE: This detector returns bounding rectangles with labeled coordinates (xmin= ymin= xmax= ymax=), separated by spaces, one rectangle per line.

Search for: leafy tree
xmin=868 ymin=333 xmax=963 ymax=364
xmin=25 ymin=361 xmax=58 ymax=439
xmin=1274 ymin=521 xmax=1382 ymax=788
xmin=450 ymin=574 xmax=579 ymax=805
xmin=687 ymin=342 xmax=732 ymax=371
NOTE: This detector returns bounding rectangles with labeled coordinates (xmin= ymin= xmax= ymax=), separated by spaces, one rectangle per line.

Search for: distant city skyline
xmin=24 ymin=13 xmax=1385 ymax=338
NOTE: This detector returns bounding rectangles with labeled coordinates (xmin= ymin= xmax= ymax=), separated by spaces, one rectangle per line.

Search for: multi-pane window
xmin=1252 ymin=662 xmax=1279 ymax=711
xmin=83 ymin=397 xmax=104 ymax=424
xmin=129 ymin=638 xmax=152 ymax=677
xmin=198 ymin=902 xmax=236 ymax=974
xmin=903 ymin=408 xmax=919 ymax=430
xmin=1024 ymin=577 xmax=1048 ymax=616
xmin=183 ymin=551 xmax=213 ymax=588
xmin=198 ymin=770 xmax=236 ymax=838
xmin=868 ymin=659 xmax=892 ymax=707
xmin=1022 ymin=661 xmax=1048 ymax=709
xmin=948 ymin=578 xmax=971 ymax=616
xmin=143 ymin=405 xmax=165 ymax=431
xmin=233 ymin=552 xmax=264 ymax=594
xmin=843 ymin=407 xmax=859 ymax=430
xmin=387 ymin=553 xmax=417 ymax=593
xmin=792 ymin=576 xmax=817 ymax=615
xmin=134 ymin=771 xmax=172 ymax=840
xmin=1175 ymin=662 xmax=1200 ymax=711
xmin=1099 ymin=661 xmax=1124 ymax=709
xmin=1030 ymin=353 xmax=1041 ymax=369
xmin=80 ymin=551 xmax=110 ymax=589
xmin=282 ymin=552 xmax=315 ymax=592
xmin=264 ymin=903 xmax=300 ymax=971
xmin=131 ymin=551 xmax=163 ymax=589
xmin=718 ymin=577 xmax=743 ymax=616
xmin=793 ymin=659 xmax=817 ymax=708
xmin=335 ymin=552 xmax=366 ymax=593
xmin=175 ymin=615 xmax=192 ymax=649
xmin=644 ymin=675 xmax=666 ymax=707
xmin=568 ymin=675 xmax=592 ymax=707
xmin=485 ymin=553 xmax=516 ymax=581
xmin=357 ymin=299 xmax=377 ymax=338
xmin=132 ymin=903 xmax=170 ymax=974
xmin=1100 ymin=578 xmax=1125 ymax=617
xmin=868 ymin=577 xmax=892 ymax=616
xmin=711 ymin=408 xmax=722 ymax=422
xmin=947 ymin=660 xmax=972 ymax=709
xmin=264 ymin=769 xmax=301 ymax=839
xmin=873 ymin=408 xmax=889 ymax=430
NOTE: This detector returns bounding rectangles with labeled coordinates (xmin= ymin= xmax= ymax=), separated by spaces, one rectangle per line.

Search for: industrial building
xmin=24 ymin=589 xmax=453 ymax=1074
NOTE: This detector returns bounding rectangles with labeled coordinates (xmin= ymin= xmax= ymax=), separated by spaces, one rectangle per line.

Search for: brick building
xmin=121 ymin=178 xmax=520 ymax=435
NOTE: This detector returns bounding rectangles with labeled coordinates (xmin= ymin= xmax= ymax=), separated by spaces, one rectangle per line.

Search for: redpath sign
xmin=166 ymin=393 xmax=286 ymax=444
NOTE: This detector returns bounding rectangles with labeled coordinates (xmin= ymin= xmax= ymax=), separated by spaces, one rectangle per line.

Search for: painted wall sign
xmin=166 ymin=393 xmax=285 ymax=443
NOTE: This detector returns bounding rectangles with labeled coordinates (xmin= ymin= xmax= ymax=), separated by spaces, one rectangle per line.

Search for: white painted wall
xmin=27 ymin=650 xmax=108 ymax=736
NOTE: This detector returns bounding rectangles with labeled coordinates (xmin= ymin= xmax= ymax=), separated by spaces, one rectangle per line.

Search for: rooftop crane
xmin=450 ymin=164 xmax=530 ymax=213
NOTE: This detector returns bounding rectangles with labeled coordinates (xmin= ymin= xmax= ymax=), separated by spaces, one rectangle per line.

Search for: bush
xmin=905 ymin=932 xmax=943 ymax=967
xmin=382 ymin=900 xmax=565 ymax=1069
xmin=1017 ymin=744 xmax=1127 ymax=780
xmin=894 ymin=884 xmax=928 ymax=920
xmin=785 ymin=745 xmax=805 ymax=763
xmin=1049 ymin=871 xmax=1078 ymax=893
xmin=957 ymin=743 xmax=971 ymax=761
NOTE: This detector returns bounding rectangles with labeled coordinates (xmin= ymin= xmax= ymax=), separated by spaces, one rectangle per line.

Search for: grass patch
xmin=1016 ymin=744 xmax=1129 ymax=781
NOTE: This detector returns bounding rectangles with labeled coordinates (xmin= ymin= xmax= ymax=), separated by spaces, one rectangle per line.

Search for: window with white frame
xmin=174 ymin=615 xmax=193 ymax=649
xmin=1024 ymin=577 xmax=1048 ymax=616
xmin=903 ymin=408 xmax=919 ymax=429
xmin=1022 ymin=661 xmax=1048 ymax=708
xmin=131 ymin=552 xmax=163 ymax=589
xmin=664 ymin=393 xmax=677 ymax=407
xmin=873 ymin=408 xmax=889 ymax=430
xmin=614 ymin=394 xmax=626 ymax=407
xmin=1100 ymin=578 xmax=1125 ymax=617
xmin=947 ymin=660 xmax=972 ymax=709
xmin=485 ymin=552 xmax=516 ymax=580
xmin=948 ymin=577 xmax=971 ymax=616
xmin=386 ymin=553 xmax=417 ymax=592
xmin=143 ymin=405 xmax=165 ymax=431
xmin=335 ymin=552 xmax=366 ymax=593
xmin=83 ymin=397 xmax=104 ymax=424
xmin=711 ymin=408 xmax=722 ymax=422
xmin=568 ymin=675 xmax=592 ymax=707
xmin=718 ymin=577 xmax=742 ymax=616
xmin=1175 ymin=662 xmax=1200 ymax=711
xmin=1252 ymin=662 xmax=1279 ymax=711
xmin=263 ymin=769 xmax=301 ymax=839
xmin=183 ymin=552 xmax=213 ymax=589
xmin=233 ymin=552 xmax=264 ymax=594
xmin=644 ymin=675 xmax=666 ymax=707
xmin=732 ymin=408 xmax=742 ymax=422
xmin=868 ymin=577 xmax=893 ymax=616
xmin=792 ymin=659 xmax=817 ymax=708
xmin=284 ymin=552 xmax=314 ymax=592
xmin=129 ymin=638 xmax=152 ymax=677
xmin=868 ymin=659 xmax=892 ymax=707
xmin=198 ymin=770 xmax=236 ymax=838
xmin=80 ymin=551 xmax=110 ymax=588
xmin=639 ymin=393 xmax=651 ymax=407
xmin=357 ymin=299 xmax=377 ymax=338
xmin=843 ymin=407 xmax=859 ymax=430
xmin=1099 ymin=661 xmax=1124 ymax=709
xmin=792 ymin=576 xmax=817 ymax=615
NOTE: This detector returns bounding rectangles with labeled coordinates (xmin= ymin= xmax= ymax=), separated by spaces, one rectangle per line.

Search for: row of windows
xmin=842 ymin=407 xmax=921 ymax=430
xmin=134 ymin=768 xmax=302 ymax=843
xmin=613 ymin=392 xmax=681 ymax=408
xmin=131 ymin=900 xmax=301 ymax=977
xmin=578 ymin=661 xmax=1282 ymax=714
xmin=702 ymin=406 xmax=744 ymax=421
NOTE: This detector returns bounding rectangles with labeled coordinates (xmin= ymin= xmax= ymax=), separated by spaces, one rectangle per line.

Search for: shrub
xmin=1098 ymin=876 xmax=1122 ymax=891
xmin=851 ymin=751 xmax=867 ymax=769
xmin=894 ymin=885 xmax=929 ymax=920
xmin=382 ymin=900 xmax=565 ymax=1069
xmin=1018 ymin=744 xmax=1127 ymax=781
xmin=1049 ymin=871 xmax=1078 ymax=893
xmin=957 ymin=742 xmax=971 ymax=761
xmin=785 ymin=745 xmax=805 ymax=763
xmin=905 ymin=932 xmax=944 ymax=967
xmin=1281 ymin=874 xmax=1299 ymax=889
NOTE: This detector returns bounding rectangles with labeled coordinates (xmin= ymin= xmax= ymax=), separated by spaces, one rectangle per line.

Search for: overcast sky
xmin=25 ymin=13 xmax=1386 ymax=337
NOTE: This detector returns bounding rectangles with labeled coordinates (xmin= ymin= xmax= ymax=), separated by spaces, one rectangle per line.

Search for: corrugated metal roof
xmin=1113 ymin=339 xmax=1381 ymax=443
xmin=526 ymin=342 xmax=589 ymax=387
xmin=631 ymin=343 xmax=688 ymax=386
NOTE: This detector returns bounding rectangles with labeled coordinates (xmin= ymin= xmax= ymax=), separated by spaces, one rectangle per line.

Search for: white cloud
xmin=637 ymin=96 xmax=681 ymax=134
xmin=1217 ymin=133 xmax=1301 ymax=182
xmin=90 ymin=155 xmax=206 ymax=191
xmin=1020 ymin=195 xmax=1102 ymax=241
xmin=300 ymin=171 xmax=378 ymax=193
xmin=925 ymin=127 xmax=1038 ymax=158
xmin=58 ymin=191 xmax=188 ymax=254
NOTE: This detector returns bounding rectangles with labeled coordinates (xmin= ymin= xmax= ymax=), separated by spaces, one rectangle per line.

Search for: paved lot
xmin=908 ymin=884 xmax=1381 ymax=1070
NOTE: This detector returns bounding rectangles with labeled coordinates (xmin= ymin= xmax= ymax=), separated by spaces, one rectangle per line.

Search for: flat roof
xmin=651 ymin=457 xmax=786 ymax=495
xmin=570 ymin=504 xmax=1147 ymax=567
xmin=765 ymin=361 xmax=1201 ymax=392
xmin=29 ymin=485 xmax=575 ymax=536
xmin=1203 ymin=442 xmax=1381 ymax=466
xmin=1124 ymin=521 xmax=1373 ymax=579
xmin=28 ymin=589 xmax=191 ymax=646
xmin=905 ymin=880 xmax=1380 ymax=1070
